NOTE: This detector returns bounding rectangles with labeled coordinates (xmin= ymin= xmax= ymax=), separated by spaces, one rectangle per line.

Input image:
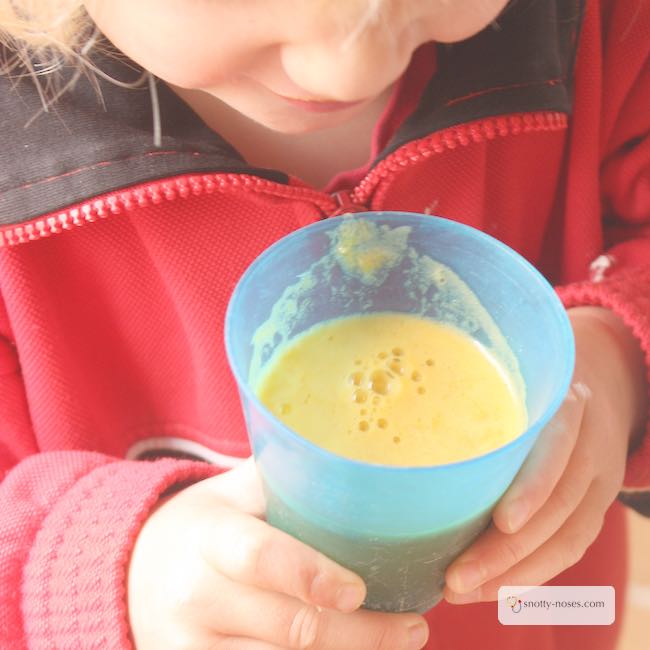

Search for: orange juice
xmin=257 ymin=312 xmax=526 ymax=465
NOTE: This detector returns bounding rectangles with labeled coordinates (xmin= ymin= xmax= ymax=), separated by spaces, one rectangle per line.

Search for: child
xmin=0 ymin=0 xmax=648 ymax=648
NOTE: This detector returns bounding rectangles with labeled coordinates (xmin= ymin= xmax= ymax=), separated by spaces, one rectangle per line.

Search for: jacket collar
xmin=0 ymin=0 xmax=582 ymax=226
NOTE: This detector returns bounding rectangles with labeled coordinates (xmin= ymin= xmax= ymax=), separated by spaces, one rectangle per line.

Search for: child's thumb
xmin=204 ymin=455 xmax=267 ymax=516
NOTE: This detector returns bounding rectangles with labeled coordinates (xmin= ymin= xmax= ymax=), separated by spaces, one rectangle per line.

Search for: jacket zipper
xmin=0 ymin=174 xmax=338 ymax=247
xmin=0 ymin=111 xmax=566 ymax=248
xmin=329 ymin=190 xmax=368 ymax=216
xmin=349 ymin=110 xmax=567 ymax=207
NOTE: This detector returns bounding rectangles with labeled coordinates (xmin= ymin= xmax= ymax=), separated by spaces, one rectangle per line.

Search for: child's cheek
xmin=84 ymin=0 xmax=249 ymax=90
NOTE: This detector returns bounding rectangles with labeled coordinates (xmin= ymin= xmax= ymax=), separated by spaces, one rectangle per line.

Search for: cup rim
xmin=225 ymin=211 xmax=576 ymax=472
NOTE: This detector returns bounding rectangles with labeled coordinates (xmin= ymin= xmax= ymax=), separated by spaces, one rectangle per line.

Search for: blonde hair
xmin=0 ymin=1 xmax=92 ymax=72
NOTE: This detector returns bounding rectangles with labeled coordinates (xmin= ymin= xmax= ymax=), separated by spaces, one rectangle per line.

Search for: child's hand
xmin=444 ymin=306 xmax=647 ymax=603
xmin=128 ymin=457 xmax=430 ymax=650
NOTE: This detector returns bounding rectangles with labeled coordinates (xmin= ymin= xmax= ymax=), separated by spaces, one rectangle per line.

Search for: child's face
xmin=84 ymin=0 xmax=509 ymax=134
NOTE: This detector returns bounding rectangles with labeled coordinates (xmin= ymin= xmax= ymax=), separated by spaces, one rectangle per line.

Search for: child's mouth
xmin=275 ymin=94 xmax=366 ymax=113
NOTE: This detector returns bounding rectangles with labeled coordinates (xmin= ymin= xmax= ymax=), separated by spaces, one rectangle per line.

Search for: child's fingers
xmin=200 ymin=509 xmax=367 ymax=613
xmin=200 ymin=640 xmax=286 ymax=650
xmin=198 ymin=639 xmax=286 ymax=650
xmin=444 ymin=480 xmax=608 ymax=604
xmin=202 ymin=456 xmax=267 ymax=516
xmin=445 ymin=429 xmax=593 ymax=593
xmin=194 ymin=579 xmax=428 ymax=650
xmin=492 ymin=383 xmax=589 ymax=534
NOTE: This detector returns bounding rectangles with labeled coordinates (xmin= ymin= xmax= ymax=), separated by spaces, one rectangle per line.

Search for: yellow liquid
xmin=256 ymin=313 xmax=526 ymax=466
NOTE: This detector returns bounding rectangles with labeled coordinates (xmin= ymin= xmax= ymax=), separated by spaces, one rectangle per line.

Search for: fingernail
xmin=571 ymin=381 xmax=592 ymax=400
xmin=445 ymin=588 xmax=482 ymax=605
xmin=449 ymin=560 xmax=486 ymax=593
xmin=407 ymin=622 xmax=429 ymax=649
xmin=506 ymin=498 xmax=529 ymax=532
xmin=335 ymin=583 xmax=365 ymax=612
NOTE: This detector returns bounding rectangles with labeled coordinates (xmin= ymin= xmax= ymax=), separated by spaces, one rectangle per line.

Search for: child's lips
xmin=274 ymin=93 xmax=367 ymax=113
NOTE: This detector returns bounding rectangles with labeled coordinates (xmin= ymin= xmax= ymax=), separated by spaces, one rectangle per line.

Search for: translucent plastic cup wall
xmin=225 ymin=212 xmax=574 ymax=612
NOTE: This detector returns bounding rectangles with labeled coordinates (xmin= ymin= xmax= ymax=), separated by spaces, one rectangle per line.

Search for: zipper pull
xmin=329 ymin=190 xmax=367 ymax=217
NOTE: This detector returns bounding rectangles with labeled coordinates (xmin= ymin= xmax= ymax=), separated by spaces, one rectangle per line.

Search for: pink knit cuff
xmin=557 ymin=266 xmax=650 ymax=491
xmin=21 ymin=458 xmax=219 ymax=649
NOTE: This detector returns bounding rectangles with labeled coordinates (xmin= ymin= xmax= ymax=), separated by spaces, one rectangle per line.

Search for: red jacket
xmin=0 ymin=0 xmax=648 ymax=647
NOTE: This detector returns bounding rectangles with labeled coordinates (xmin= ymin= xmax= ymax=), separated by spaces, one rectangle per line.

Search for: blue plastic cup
xmin=225 ymin=212 xmax=574 ymax=613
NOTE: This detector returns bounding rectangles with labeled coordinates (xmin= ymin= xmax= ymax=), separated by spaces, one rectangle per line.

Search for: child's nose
xmin=281 ymin=18 xmax=422 ymax=103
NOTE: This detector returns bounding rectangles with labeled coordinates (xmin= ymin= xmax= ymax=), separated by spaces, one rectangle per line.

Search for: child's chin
xmin=252 ymin=106 xmax=363 ymax=135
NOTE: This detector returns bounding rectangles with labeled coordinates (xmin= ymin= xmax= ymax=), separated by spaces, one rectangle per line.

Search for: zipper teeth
xmin=351 ymin=111 xmax=568 ymax=205
xmin=1 ymin=111 xmax=568 ymax=247
xmin=0 ymin=173 xmax=336 ymax=248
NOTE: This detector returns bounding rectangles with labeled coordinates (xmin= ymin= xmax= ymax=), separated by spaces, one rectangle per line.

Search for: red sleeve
xmin=1 ymin=453 xmax=219 ymax=648
xmin=0 ymin=331 xmax=220 ymax=648
xmin=556 ymin=0 xmax=650 ymax=504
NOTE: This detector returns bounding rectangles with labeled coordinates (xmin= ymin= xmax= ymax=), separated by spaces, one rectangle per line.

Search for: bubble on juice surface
xmin=280 ymin=403 xmax=292 ymax=415
xmin=417 ymin=386 xmax=426 ymax=395
xmin=392 ymin=347 xmax=404 ymax=356
xmin=378 ymin=351 xmax=388 ymax=359
xmin=377 ymin=418 xmax=388 ymax=429
xmin=353 ymin=388 xmax=368 ymax=404
xmin=360 ymin=408 xmax=367 ymax=415
xmin=392 ymin=435 xmax=401 ymax=444
xmin=388 ymin=359 xmax=404 ymax=375
xmin=411 ymin=370 xmax=422 ymax=382
xmin=359 ymin=420 xmax=369 ymax=431
xmin=369 ymin=369 xmax=391 ymax=395
xmin=425 ymin=358 xmax=434 ymax=366
xmin=349 ymin=371 xmax=364 ymax=386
